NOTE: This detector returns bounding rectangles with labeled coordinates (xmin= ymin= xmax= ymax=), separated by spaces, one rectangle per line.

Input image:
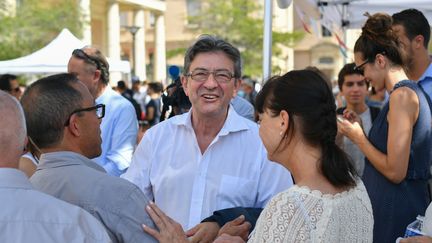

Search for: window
xmin=322 ymin=26 xmax=332 ymax=37
xmin=319 ymin=57 xmax=334 ymax=64
xmin=186 ymin=0 xmax=201 ymax=26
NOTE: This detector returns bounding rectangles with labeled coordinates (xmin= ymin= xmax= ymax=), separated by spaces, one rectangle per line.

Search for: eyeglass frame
xmin=64 ymin=103 xmax=105 ymax=126
xmin=354 ymin=52 xmax=387 ymax=71
xmin=72 ymin=49 xmax=104 ymax=72
xmin=185 ymin=68 xmax=236 ymax=84
xmin=353 ymin=59 xmax=369 ymax=71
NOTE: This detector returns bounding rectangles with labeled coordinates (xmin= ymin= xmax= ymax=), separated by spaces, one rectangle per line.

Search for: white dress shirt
xmin=94 ymin=87 xmax=138 ymax=176
xmin=0 ymin=168 xmax=110 ymax=243
xmin=122 ymin=106 xmax=293 ymax=229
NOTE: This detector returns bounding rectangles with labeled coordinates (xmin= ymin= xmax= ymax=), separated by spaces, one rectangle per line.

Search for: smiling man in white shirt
xmin=122 ymin=35 xmax=293 ymax=242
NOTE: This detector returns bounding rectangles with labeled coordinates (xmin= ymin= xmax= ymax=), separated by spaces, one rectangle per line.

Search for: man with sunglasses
xmin=68 ymin=46 xmax=138 ymax=176
xmin=0 ymin=74 xmax=22 ymax=100
xmin=22 ymin=73 xmax=156 ymax=243
xmin=123 ymin=35 xmax=292 ymax=242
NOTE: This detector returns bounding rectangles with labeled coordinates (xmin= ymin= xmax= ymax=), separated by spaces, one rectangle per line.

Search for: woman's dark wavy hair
xmin=255 ymin=69 xmax=357 ymax=188
xmin=354 ymin=12 xmax=403 ymax=66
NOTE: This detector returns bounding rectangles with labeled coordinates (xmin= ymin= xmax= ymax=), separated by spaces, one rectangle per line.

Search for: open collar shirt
xmin=0 ymin=168 xmax=110 ymax=243
xmin=94 ymin=87 xmax=139 ymax=176
xmin=122 ymin=106 xmax=293 ymax=230
xmin=418 ymin=62 xmax=432 ymax=99
xmin=30 ymin=151 xmax=156 ymax=243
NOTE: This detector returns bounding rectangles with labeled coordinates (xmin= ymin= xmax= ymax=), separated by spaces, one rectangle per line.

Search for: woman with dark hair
xmin=142 ymin=69 xmax=373 ymax=242
xmin=338 ymin=13 xmax=432 ymax=242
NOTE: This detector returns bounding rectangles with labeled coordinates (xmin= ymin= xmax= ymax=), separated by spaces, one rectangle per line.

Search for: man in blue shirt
xmin=68 ymin=47 xmax=138 ymax=176
xmin=393 ymin=9 xmax=432 ymax=99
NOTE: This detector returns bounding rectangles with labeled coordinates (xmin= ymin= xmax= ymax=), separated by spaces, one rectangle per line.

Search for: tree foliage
xmin=190 ymin=0 xmax=303 ymax=77
xmin=0 ymin=0 xmax=83 ymax=60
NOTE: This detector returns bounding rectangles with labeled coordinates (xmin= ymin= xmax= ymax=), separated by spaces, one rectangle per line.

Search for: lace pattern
xmin=248 ymin=180 xmax=373 ymax=243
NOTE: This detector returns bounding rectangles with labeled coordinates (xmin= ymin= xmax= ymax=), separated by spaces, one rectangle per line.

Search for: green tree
xmin=189 ymin=0 xmax=303 ymax=77
xmin=0 ymin=0 xmax=83 ymax=60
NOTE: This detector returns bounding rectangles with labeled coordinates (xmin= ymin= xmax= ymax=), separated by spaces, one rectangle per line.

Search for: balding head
xmin=0 ymin=91 xmax=26 ymax=167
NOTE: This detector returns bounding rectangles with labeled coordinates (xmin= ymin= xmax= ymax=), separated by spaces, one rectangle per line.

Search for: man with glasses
xmin=68 ymin=46 xmax=138 ymax=176
xmin=336 ymin=63 xmax=380 ymax=176
xmin=22 ymin=73 xmax=156 ymax=243
xmin=123 ymin=35 xmax=292 ymax=241
xmin=0 ymin=74 xmax=22 ymax=100
xmin=0 ymin=90 xmax=110 ymax=242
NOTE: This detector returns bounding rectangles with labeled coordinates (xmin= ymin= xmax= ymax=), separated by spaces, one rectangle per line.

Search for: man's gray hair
xmin=183 ymin=35 xmax=242 ymax=79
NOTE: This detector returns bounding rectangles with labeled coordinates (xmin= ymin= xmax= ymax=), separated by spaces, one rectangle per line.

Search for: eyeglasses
xmin=354 ymin=59 xmax=369 ymax=71
xmin=186 ymin=69 xmax=235 ymax=84
xmin=64 ymin=104 xmax=105 ymax=126
xmin=72 ymin=49 xmax=102 ymax=70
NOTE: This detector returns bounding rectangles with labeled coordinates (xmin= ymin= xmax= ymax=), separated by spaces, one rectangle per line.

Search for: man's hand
xmin=142 ymin=202 xmax=188 ymax=243
xmin=218 ymin=215 xmax=251 ymax=241
xmin=214 ymin=234 xmax=245 ymax=243
xmin=399 ymin=236 xmax=432 ymax=243
xmin=186 ymin=222 xmax=220 ymax=243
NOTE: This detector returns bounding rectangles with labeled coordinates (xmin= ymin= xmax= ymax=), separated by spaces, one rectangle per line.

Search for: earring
xmin=279 ymin=131 xmax=283 ymax=136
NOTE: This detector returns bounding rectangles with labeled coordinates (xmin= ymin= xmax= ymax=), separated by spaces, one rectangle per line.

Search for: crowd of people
xmin=1 ymin=7 xmax=432 ymax=243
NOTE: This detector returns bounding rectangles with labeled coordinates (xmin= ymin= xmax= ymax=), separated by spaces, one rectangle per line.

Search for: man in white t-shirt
xmin=336 ymin=63 xmax=380 ymax=176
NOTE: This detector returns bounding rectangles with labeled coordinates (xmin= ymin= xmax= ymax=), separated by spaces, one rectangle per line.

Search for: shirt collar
xmin=418 ymin=62 xmax=432 ymax=83
xmin=38 ymin=151 xmax=106 ymax=173
xmin=172 ymin=105 xmax=251 ymax=136
xmin=0 ymin=168 xmax=33 ymax=189
xmin=96 ymin=86 xmax=114 ymax=104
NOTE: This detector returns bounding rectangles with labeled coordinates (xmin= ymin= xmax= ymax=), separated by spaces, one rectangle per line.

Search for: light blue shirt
xmin=95 ymin=87 xmax=138 ymax=176
xmin=418 ymin=62 xmax=432 ymax=99
xmin=0 ymin=168 xmax=110 ymax=243
xmin=230 ymin=95 xmax=255 ymax=121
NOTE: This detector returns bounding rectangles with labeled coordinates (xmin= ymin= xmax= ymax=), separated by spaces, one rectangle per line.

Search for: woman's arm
xmin=339 ymin=87 xmax=418 ymax=183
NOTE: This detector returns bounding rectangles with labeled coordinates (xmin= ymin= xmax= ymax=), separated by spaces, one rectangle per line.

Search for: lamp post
xmin=123 ymin=25 xmax=141 ymax=76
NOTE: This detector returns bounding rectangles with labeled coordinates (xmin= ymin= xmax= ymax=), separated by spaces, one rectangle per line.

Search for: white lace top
xmin=248 ymin=180 xmax=373 ymax=243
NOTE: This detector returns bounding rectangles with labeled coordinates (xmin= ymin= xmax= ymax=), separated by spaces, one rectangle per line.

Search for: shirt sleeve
xmin=107 ymin=186 xmax=158 ymax=243
xmin=103 ymin=102 xmax=138 ymax=176
xmin=121 ymin=133 xmax=154 ymax=202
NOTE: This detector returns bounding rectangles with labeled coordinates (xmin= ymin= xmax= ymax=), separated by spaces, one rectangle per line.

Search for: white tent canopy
xmin=306 ymin=0 xmax=432 ymax=30
xmin=0 ymin=28 xmax=130 ymax=74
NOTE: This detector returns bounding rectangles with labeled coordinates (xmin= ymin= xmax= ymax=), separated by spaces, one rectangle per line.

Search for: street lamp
xmin=123 ymin=25 xmax=141 ymax=76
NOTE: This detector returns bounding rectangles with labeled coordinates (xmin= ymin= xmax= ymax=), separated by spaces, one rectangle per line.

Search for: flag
xmin=334 ymin=33 xmax=348 ymax=50
xmin=295 ymin=6 xmax=312 ymax=34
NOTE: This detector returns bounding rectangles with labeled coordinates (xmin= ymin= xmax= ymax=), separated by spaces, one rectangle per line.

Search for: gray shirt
xmin=30 ymin=151 xmax=157 ymax=243
xmin=0 ymin=168 xmax=110 ymax=243
xmin=342 ymin=108 xmax=373 ymax=176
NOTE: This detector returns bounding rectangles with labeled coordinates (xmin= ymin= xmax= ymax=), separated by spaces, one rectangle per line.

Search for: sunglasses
xmin=72 ymin=49 xmax=102 ymax=70
xmin=354 ymin=59 xmax=369 ymax=71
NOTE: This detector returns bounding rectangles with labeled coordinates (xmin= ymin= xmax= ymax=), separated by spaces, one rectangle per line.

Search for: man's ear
xmin=93 ymin=69 xmax=102 ymax=84
xmin=233 ymin=79 xmax=242 ymax=97
xmin=414 ymin=35 xmax=425 ymax=49
xmin=66 ymin=114 xmax=81 ymax=137
xmin=181 ymin=75 xmax=189 ymax=97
